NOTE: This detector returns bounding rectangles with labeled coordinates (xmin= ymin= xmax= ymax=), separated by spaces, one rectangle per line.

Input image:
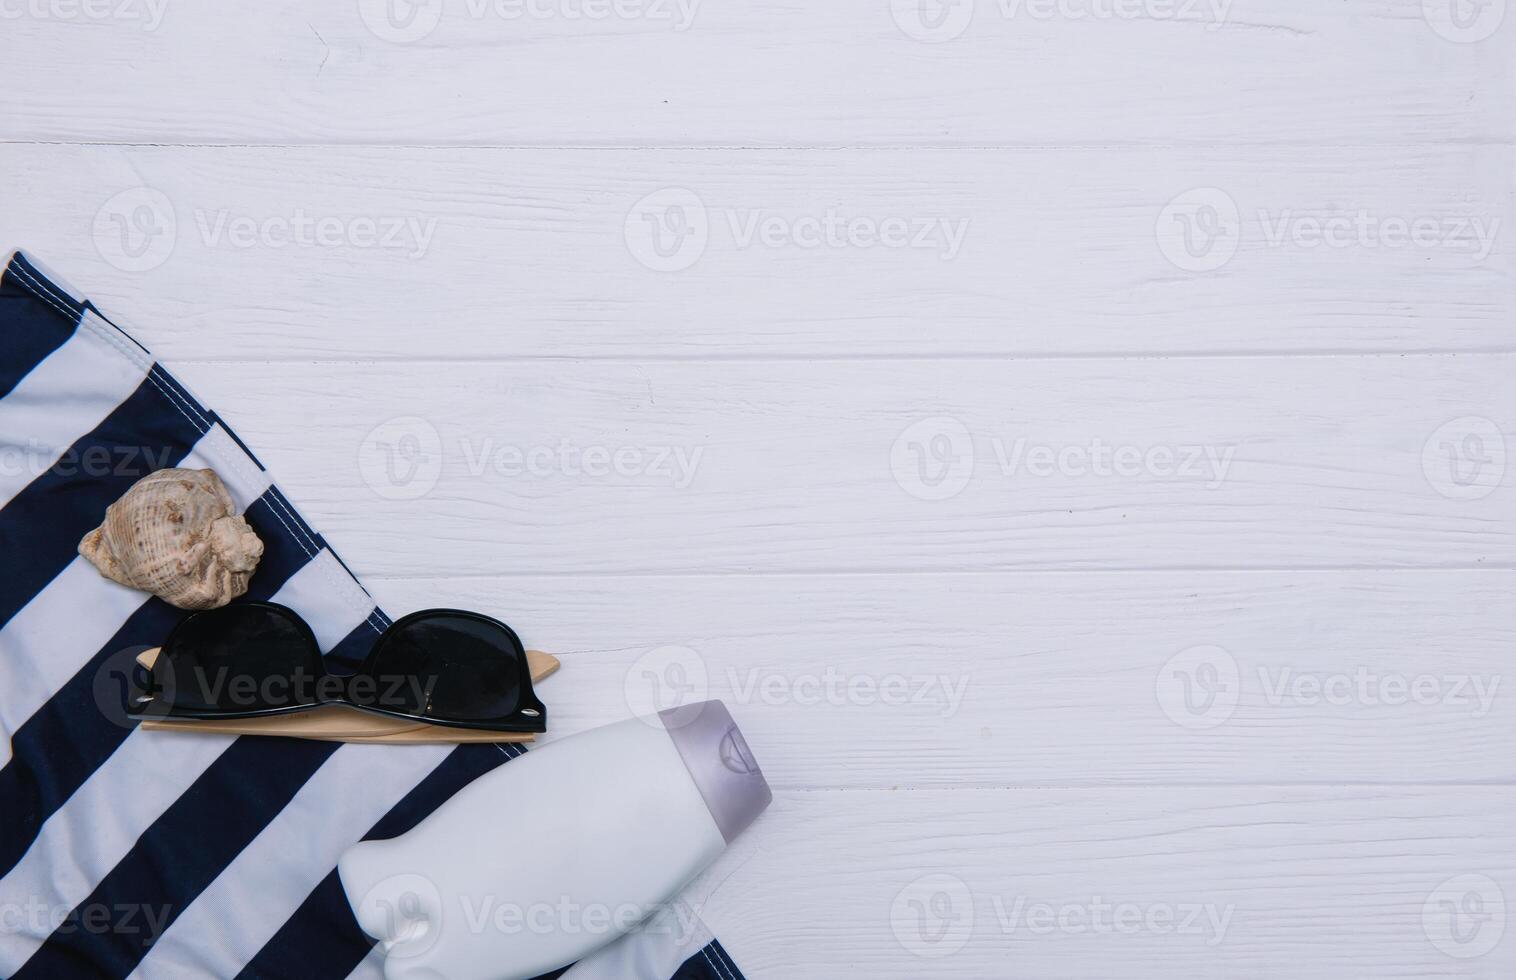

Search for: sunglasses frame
xmin=129 ymin=601 xmax=547 ymax=733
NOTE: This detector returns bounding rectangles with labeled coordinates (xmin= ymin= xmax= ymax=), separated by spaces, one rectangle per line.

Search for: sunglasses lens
xmin=151 ymin=604 xmax=321 ymax=714
xmin=363 ymin=613 xmax=538 ymax=725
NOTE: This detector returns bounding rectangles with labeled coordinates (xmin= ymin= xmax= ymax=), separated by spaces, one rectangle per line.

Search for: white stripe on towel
xmin=0 ymin=318 xmax=150 ymax=510
xmin=343 ymin=944 xmax=390 ymax=980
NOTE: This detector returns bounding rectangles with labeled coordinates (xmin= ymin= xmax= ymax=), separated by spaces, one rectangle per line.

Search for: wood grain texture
xmin=174 ymin=355 xmax=1514 ymax=576
xmin=1 ymin=144 xmax=1510 ymax=359
xmin=375 ymin=570 xmax=1516 ymax=786
xmin=0 ymin=0 xmax=1510 ymax=146
xmin=689 ymin=786 xmax=1516 ymax=977
xmin=2 ymin=1 xmax=1512 ymax=975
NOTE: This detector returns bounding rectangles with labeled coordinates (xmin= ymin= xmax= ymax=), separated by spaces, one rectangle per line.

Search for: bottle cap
xmin=658 ymin=700 xmax=772 ymax=844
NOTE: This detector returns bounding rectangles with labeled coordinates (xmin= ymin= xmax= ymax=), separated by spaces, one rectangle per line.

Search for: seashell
xmin=79 ymin=468 xmax=264 ymax=609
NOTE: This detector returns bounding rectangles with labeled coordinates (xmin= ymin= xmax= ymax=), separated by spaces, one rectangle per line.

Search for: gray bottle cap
xmin=658 ymin=700 xmax=772 ymax=844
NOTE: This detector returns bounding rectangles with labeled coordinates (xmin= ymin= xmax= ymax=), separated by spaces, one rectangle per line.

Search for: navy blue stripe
xmin=263 ymin=486 xmax=323 ymax=558
xmin=5 ymin=252 xmax=86 ymax=321
xmin=0 ymin=256 xmax=81 ymax=399
xmin=234 ymin=873 xmax=370 ymax=980
xmin=147 ymin=364 xmax=213 ymax=432
xmin=236 ymin=744 xmax=519 ymax=980
xmin=6 ymin=253 xmax=86 ymax=318
xmin=675 ymin=939 xmax=745 ymax=980
xmin=324 ymin=619 xmax=380 ymax=674
xmin=0 ymin=377 xmax=206 ymax=630
xmin=0 ymin=486 xmax=316 ymax=880
xmin=14 ymin=736 xmax=343 ymax=980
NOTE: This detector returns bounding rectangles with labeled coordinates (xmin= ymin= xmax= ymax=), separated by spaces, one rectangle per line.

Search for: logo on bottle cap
xmin=719 ymin=726 xmax=760 ymax=776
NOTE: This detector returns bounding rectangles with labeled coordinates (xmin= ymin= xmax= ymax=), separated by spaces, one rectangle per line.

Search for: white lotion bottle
xmin=337 ymin=700 xmax=771 ymax=980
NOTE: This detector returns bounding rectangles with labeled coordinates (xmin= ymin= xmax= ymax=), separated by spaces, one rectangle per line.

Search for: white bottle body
xmin=339 ymin=717 xmax=727 ymax=980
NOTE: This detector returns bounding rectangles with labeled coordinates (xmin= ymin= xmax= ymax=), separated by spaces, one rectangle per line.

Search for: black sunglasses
xmin=129 ymin=602 xmax=546 ymax=732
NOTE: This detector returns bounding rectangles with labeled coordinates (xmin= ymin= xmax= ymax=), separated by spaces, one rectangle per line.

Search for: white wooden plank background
xmin=2 ymin=0 xmax=1514 ymax=975
xmin=1 ymin=0 xmax=1511 ymax=145
xmin=4 ymin=145 xmax=1512 ymax=358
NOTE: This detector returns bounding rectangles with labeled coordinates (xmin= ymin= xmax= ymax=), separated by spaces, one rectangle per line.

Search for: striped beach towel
xmin=0 ymin=251 xmax=748 ymax=980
